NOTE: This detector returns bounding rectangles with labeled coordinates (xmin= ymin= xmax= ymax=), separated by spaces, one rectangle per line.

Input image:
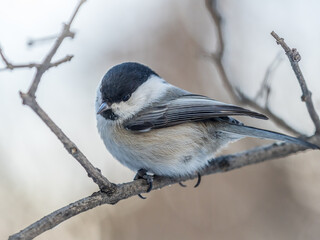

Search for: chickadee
xmin=96 ymin=62 xmax=318 ymax=194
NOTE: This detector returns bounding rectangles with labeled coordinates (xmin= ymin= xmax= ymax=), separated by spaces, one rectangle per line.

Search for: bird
xmin=95 ymin=62 xmax=318 ymax=196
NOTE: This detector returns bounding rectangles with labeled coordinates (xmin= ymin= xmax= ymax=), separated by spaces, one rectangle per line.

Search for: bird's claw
xmin=134 ymin=168 xmax=153 ymax=199
xmin=178 ymin=172 xmax=201 ymax=188
xmin=178 ymin=182 xmax=187 ymax=187
xmin=194 ymin=172 xmax=201 ymax=188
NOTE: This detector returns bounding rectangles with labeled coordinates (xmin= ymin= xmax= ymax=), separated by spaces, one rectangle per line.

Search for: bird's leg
xmin=134 ymin=168 xmax=153 ymax=199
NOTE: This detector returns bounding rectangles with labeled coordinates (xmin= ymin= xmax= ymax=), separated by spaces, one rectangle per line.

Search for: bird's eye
xmin=122 ymin=94 xmax=131 ymax=102
xmin=103 ymin=98 xmax=111 ymax=106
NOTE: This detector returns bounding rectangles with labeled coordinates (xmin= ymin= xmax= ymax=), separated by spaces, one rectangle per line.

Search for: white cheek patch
xmin=111 ymin=75 xmax=169 ymax=121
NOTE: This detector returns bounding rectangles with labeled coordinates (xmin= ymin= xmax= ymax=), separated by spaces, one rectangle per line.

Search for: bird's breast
xmin=98 ymin=119 xmax=231 ymax=176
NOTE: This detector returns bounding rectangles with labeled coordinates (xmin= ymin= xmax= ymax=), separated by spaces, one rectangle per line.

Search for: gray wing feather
xmin=124 ymin=94 xmax=268 ymax=131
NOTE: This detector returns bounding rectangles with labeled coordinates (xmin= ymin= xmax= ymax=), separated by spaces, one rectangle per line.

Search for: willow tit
xmin=96 ymin=62 xmax=318 ymax=193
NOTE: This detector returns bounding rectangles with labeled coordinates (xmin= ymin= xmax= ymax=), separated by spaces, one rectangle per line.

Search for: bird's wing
xmin=124 ymin=94 xmax=268 ymax=131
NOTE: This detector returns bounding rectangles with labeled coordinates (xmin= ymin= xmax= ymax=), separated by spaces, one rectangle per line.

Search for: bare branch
xmin=49 ymin=55 xmax=74 ymax=68
xmin=254 ymin=52 xmax=283 ymax=104
xmin=27 ymin=35 xmax=58 ymax=47
xmin=26 ymin=0 xmax=85 ymax=97
xmin=1 ymin=0 xmax=113 ymax=191
xmin=271 ymin=31 xmax=320 ymax=134
xmin=9 ymin=134 xmax=319 ymax=240
xmin=19 ymin=93 xmax=113 ymax=191
xmin=0 ymin=48 xmax=40 ymax=71
xmin=205 ymin=0 xmax=241 ymax=100
xmin=205 ymin=0 xmax=305 ymax=136
xmin=14 ymin=0 xmax=113 ymax=191
xmin=0 ymin=47 xmax=11 ymax=66
xmin=237 ymin=91 xmax=301 ymax=136
xmin=0 ymin=50 xmax=73 ymax=71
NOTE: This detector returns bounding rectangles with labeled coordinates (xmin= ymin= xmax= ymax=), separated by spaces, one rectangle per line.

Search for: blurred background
xmin=1 ymin=0 xmax=320 ymax=239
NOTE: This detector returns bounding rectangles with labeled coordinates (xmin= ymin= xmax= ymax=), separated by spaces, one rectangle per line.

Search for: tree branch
xmin=204 ymin=0 xmax=302 ymax=136
xmin=24 ymin=0 xmax=112 ymax=190
xmin=19 ymin=93 xmax=113 ymax=191
xmin=20 ymin=0 xmax=113 ymax=190
xmin=205 ymin=0 xmax=240 ymax=100
xmin=0 ymin=0 xmax=114 ymax=191
xmin=26 ymin=0 xmax=84 ymax=97
xmin=271 ymin=31 xmax=320 ymax=134
xmin=9 ymin=134 xmax=319 ymax=240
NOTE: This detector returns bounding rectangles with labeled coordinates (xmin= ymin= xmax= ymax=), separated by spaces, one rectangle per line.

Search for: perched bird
xmin=96 ymin=62 xmax=318 ymax=195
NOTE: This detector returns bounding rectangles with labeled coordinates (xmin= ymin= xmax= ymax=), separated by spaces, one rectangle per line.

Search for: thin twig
xmin=0 ymin=63 xmax=40 ymax=71
xmin=254 ymin=52 xmax=283 ymax=104
xmin=205 ymin=0 xmax=303 ymax=136
xmin=9 ymin=134 xmax=319 ymax=240
xmin=0 ymin=48 xmax=39 ymax=70
xmin=237 ymin=91 xmax=301 ymax=136
xmin=205 ymin=0 xmax=241 ymax=100
xmin=26 ymin=0 xmax=85 ymax=97
xmin=27 ymin=35 xmax=58 ymax=47
xmin=0 ymin=49 xmax=73 ymax=71
xmin=271 ymin=31 xmax=320 ymax=134
xmin=0 ymin=47 xmax=11 ymax=66
xmin=49 ymin=55 xmax=74 ymax=68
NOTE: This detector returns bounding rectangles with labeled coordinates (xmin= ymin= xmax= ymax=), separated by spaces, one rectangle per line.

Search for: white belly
xmin=97 ymin=117 xmax=237 ymax=177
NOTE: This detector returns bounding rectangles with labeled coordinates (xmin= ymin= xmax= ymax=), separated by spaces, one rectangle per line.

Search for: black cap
xmin=100 ymin=62 xmax=159 ymax=104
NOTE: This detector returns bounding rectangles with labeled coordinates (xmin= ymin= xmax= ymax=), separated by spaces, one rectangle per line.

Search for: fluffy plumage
xmin=96 ymin=62 xmax=318 ymax=177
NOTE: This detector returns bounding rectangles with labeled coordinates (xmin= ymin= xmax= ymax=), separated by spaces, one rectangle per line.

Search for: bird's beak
xmin=97 ymin=102 xmax=110 ymax=115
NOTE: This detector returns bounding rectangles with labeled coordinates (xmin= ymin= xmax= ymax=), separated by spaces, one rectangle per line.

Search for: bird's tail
xmin=217 ymin=123 xmax=319 ymax=150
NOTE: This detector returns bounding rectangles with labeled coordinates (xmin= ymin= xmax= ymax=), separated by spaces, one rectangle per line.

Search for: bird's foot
xmin=134 ymin=168 xmax=153 ymax=199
